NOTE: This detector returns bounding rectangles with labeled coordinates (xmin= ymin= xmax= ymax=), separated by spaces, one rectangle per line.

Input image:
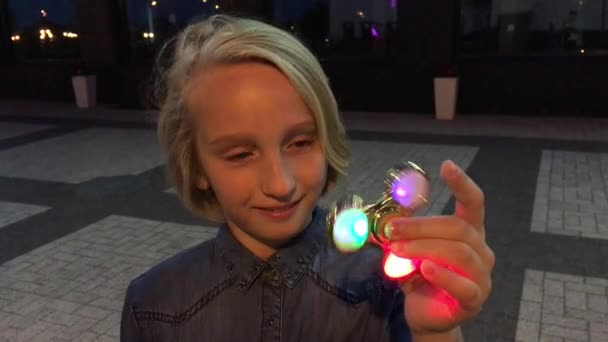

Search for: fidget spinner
xmin=326 ymin=161 xmax=431 ymax=281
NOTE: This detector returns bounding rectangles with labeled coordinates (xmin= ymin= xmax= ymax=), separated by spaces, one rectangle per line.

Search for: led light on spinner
xmin=326 ymin=161 xmax=430 ymax=280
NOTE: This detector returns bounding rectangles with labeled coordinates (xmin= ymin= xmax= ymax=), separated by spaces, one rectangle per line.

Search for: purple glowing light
xmin=371 ymin=26 xmax=379 ymax=39
xmin=391 ymin=170 xmax=429 ymax=209
xmin=390 ymin=0 xmax=397 ymax=9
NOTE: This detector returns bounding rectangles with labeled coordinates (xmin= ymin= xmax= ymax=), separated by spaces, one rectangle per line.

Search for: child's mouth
xmin=256 ymin=197 xmax=302 ymax=219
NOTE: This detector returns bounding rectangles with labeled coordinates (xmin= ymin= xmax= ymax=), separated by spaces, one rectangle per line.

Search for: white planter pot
xmin=72 ymin=75 xmax=97 ymax=108
xmin=434 ymin=77 xmax=459 ymax=120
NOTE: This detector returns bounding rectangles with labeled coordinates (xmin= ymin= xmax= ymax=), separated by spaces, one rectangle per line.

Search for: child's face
xmin=186 ymin=62 xmax=327 ymax=256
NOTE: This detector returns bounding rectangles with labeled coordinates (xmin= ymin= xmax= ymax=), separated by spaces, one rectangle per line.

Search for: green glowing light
xmin=332 ymin=208 xmax=369 ymax=252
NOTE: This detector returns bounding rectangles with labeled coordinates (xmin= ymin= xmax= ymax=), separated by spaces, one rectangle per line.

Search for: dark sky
xmin=8 ymin=0 xmax=323 ymax=31
xmin=8 ymin=0 xmax=76 ymax=30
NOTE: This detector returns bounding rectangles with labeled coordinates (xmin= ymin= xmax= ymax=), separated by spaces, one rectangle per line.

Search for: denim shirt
xmin=120 ymin=207 xmax=412 ymax=341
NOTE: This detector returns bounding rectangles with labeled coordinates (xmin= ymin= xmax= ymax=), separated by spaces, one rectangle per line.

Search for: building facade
xmin=1 ymin=0 xmax=607 ymax=116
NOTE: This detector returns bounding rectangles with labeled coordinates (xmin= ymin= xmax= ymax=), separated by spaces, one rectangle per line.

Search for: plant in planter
xmin=433 ymin=63 xmax=459 ymax=120
xmin=71 ymin=60 xmax=97 ymax=108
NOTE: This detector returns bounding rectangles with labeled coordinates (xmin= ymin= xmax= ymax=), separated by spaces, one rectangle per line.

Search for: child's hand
xmin=387 ymin=160 xmax=495 ymax=336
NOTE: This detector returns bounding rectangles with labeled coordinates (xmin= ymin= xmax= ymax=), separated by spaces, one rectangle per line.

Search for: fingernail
xmin=384 ymin=223 xmax=394 ymax=239
xmin=446 ymin=160 xmax=461 ymax=177
xmin=421 ymin=260 xmax=437 ymax=278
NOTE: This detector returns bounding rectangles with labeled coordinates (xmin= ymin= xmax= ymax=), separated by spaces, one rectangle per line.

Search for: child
xmin=121 ymin=15 xmax=494 ymax=341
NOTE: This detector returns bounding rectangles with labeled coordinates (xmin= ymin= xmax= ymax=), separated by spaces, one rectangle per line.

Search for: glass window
xmin=126 ymin=0 xmax=220 ymax=58
xmin=7 ymin=0 xmax=79 ymax=60
xmin=272 ymin=0 xmax=398 ymax=58
xmin=461 ymin=0 xmax=608 ymax=56
xmin=123 ymin=0 xmax=399 ymax=60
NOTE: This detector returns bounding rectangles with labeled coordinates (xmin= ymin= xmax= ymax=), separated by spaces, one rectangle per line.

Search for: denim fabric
xmin=121 ymin=207 xmax=412 ymax=341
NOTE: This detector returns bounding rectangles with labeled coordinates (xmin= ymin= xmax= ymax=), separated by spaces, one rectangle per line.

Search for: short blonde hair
xmin=155 ymin=15 xmax=350 ymax=221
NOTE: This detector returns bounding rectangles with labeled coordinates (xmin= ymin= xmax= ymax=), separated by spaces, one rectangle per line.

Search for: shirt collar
xmin=216 ymin=206 xmax=327 ymax=292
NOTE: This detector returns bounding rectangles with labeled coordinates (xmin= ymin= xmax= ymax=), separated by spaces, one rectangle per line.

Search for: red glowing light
xmin=383 ymin=252 xmax=417 ymax=279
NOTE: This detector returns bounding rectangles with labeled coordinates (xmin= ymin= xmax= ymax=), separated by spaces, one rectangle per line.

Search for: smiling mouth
xmin=256 ymin=197 xmax=303 ymax=212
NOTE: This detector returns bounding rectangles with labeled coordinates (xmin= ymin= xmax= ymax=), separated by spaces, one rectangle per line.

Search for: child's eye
xmin=226 ymin=151 xmax=252 ymax=162
xmin=291 ymin=139 xmax=314 ymax=149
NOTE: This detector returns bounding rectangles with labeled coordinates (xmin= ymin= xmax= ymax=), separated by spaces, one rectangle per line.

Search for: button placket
xmin=261 ymin=269 xmax=282 ymax=341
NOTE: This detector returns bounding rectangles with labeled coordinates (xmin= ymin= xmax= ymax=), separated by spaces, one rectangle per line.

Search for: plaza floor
xmin=0 ymin=100 xmax=607 ymax=341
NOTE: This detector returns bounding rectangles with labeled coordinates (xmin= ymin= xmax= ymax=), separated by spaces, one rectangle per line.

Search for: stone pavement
xmin=0 ymin=101 xmax=607 ymax=341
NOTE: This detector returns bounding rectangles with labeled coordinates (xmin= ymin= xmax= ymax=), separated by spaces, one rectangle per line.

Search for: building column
xmin=73 ymin=0 xmax=129 ymax=66
xmin=396 ymin=0 xmax=460 ymax=111
xmin=0 ymin=0 xmax=15 ymax=63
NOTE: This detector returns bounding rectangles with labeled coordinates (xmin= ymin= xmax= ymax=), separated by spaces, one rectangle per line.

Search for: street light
xmin=215 ymin=4 xmax=220 ymax=10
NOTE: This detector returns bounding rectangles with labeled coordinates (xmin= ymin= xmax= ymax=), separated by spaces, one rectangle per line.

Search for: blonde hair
xmin=155 ymin=15 xmax=350 ymax=221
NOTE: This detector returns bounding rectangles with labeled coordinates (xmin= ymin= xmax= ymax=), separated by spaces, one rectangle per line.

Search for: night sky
xmin=7 ymin=0 xmax=323 ymax=32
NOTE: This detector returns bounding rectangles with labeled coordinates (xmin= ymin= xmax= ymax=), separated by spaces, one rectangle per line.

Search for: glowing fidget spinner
xmin=326 ymin=161 xmax=431 ymax=280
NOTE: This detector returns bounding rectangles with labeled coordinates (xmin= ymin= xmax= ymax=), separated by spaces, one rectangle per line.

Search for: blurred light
xmin=390 ymin=0 xmax=397 ymax=9
xmin=371 ymin=26 xmax=379 ymax=39
xmin=63 ymin=32 xmax=78 ymax=39
xmin=151 ymin=1 xmax=157 ymax=6
xmin=11 ymin=35 xmax=20 ymax=42
xmin=580 ymin=49 xmax=585 ymax=54
xmin=143 ymin=32 xmax=149 ymax=38
xmin=332 ymin=208 xmax=369 ymax=253
xmin=149 ymin=33 xmax=154 ymax=38
xmin=39 ymin=29 xmax=52 ymax=40
xmin=384 ymin=253 xmax=417 ymax=279
xmin=215 ymin=4 xmax=220 ymax=9
xmin=202 ymin=0 xmax=208 ymax=2
xmin=41 ymin=9 xmax=47 ymax=17
xmin=357 ymin=10 xmax=365 ymax=18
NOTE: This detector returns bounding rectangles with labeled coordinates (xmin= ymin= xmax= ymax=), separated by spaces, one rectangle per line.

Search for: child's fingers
xmin=440 ymin=160 xmax=485 ymax=233
xmin=390 ymin=239 xmax=485 ymax=285
xmin=419 ymin=260 xmax=484 ymax=314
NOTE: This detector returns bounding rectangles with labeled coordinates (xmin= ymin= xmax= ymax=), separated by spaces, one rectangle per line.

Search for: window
xmin=123 ymin=0 xmax=400 ymax=60
xmin=272 ymin=0 xmax=398 ymax=58
xmin=461 ymin=0 xmax=608 ymax=56
xmin=126 ymin=0 xmax=220 ymax=58
xmin=7 ymin=0 xmax=79 ymax=60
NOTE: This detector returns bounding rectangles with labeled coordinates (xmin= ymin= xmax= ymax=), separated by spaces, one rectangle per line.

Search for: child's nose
xmin=261 ymin=156 xmax=296 ymax=200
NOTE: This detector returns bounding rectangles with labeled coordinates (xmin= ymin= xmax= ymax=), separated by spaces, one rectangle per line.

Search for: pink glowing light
xmin=395 ymin=188 xmax=406 ymax=197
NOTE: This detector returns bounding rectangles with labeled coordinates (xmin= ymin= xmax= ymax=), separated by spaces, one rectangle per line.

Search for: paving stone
xmin=0 ymin=201 xmax=50 ymax=230
xmin=0 ymin=128 xmax=164 ymax=183
xmin=517 ymin=270 xmax=608 ymax=342
xmin=531 ymin=151 xmax=608 ymax=240
xmin=0 ymin=215 xmax=217 ymax=339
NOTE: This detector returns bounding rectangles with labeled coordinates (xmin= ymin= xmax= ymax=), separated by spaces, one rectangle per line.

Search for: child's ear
xmin=197 ymin=176 xmax=209 ymax=191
